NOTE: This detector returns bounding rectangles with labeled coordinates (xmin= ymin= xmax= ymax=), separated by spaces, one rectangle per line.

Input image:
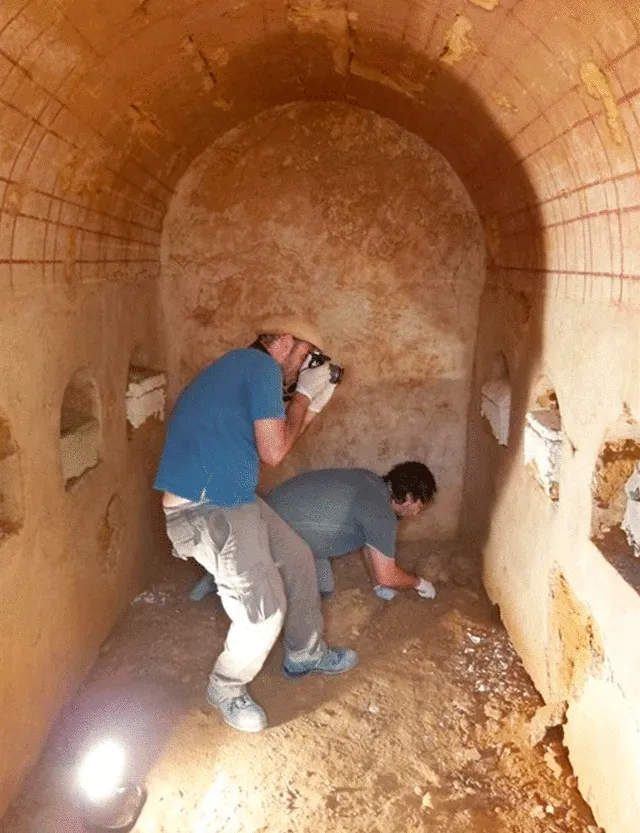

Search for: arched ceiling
xmin=1 ymin=0 xmax=639 ymax=295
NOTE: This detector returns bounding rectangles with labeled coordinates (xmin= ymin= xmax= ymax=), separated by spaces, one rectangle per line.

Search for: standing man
xmin=263 ymin=463 xmax=438 ymax=600
xmin=154 ymin=315 xmax=358 ymax=733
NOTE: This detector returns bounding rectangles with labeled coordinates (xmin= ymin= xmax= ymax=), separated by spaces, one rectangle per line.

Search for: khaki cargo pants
xmin=163 ymin=496 xmax=325 ymax=697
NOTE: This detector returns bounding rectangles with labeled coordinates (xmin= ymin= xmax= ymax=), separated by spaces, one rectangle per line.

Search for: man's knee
xmin=261 ymin=604 xmax=286 ymax=639
xmin=226 ymin=563 xmax=287 ymax=628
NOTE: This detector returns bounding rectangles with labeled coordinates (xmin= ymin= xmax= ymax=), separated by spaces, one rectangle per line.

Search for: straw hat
xmin=256 ymin=314 xmax=325 ymax=352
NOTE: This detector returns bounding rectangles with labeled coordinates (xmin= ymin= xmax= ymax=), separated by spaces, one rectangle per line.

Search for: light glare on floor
xmin=78 ymin=739 xmax=126 ymax=802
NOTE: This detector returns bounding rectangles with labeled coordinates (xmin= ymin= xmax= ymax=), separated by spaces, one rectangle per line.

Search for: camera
xmin=306 ymin=351 xmax=344 ymax=385
xmin=281 ymin=350 xmax=344 ymax=403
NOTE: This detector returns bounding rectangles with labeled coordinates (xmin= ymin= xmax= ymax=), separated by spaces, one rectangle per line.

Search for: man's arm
xmin=254 ymin=393 xmax=310 ymax=466
xmin=362 ymin=545 xmax=421 ymax=589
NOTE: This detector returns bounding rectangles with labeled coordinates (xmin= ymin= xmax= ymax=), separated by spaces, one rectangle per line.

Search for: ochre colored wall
xmin=160 ymin=101 xmax=485 ymax=542
xmin=462 ymin=280 xmax=640 ymax=832
xmin=0 ymin=281 xmax=167 ymax=812
xmin=2 ymin=0 xmax=640 ymax=828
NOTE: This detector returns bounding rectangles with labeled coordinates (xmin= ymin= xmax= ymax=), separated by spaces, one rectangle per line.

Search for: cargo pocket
xmin=217 ymin=561 xmax=285 ymax=626
xmin=164 ymin=510 xmax=205 ymax=563
xmin=202 ymin=508 xmax=232 ymax=554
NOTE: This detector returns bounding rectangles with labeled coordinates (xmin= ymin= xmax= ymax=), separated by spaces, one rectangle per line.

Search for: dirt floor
xmin=3 ymin=550 xmax=602 ymax=833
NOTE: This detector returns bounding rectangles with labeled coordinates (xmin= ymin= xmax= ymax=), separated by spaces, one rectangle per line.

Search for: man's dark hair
xmin=382 ymin=461 xmax=437 ymax=504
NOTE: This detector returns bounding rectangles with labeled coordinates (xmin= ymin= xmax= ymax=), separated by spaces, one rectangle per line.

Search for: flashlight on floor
xmin=74 ymin=740 xmax=146 ymax=831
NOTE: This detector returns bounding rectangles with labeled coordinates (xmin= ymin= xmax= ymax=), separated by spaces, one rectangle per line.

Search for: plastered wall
xmin=2 ymin=0 xmax=640 ymax=828
xmin=0 ymin=280 xmax=167 ymax=812
xmin=160 ymin=101 xmax=485 ymax=541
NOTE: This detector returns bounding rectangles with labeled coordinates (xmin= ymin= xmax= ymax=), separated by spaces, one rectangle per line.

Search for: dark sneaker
xmin=282 ymin=646 xmax=359 ymax=680
xmin=205 ymin=687 xmax=267 ymax=732
xmin=189 ymin=574 xmax=217 ymax=602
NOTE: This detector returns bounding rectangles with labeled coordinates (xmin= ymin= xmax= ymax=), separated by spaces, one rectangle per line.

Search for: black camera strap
xmin=248 ymin=339 xmax=295 ymax=403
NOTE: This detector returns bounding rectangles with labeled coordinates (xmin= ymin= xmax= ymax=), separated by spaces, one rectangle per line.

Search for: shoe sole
xmin=282 ymin=656 xmax=359 ymax=681
xmin=205 ymin=694 xmax=267 ymax=733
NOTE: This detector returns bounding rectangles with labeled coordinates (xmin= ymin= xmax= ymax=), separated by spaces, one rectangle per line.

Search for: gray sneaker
xmin=205 ymin=686 xmax=268 ymax=733
xmin=282 ymin=646 xmax=359 ymax=680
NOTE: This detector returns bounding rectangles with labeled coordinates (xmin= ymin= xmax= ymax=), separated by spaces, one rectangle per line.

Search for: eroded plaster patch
xmin=580 ymin=62 xmax=625 ymax=146
xmin=524 ymin=409 xmax=563 ymax=501
xmin=181 ymin=35 xmax=217 ymax=93
xmin=550 ymin=570 xmax=604 ymax=698
xmin=349 ymin=59 xmax=425 ymax=97
xmin=440 ymin=15 xmax=477 ymax=66
xmin=467 ymin=0 xmax=499 ymax=8
xmin=286 ymin=1 xmax=357 ymax=76
xmin=491 ymin=92 xmax=519 ymax=114
xmin=126 ymin=368 xmax=167 ymax=429
xmin=483 ymin=216 xmax=501 ymax=261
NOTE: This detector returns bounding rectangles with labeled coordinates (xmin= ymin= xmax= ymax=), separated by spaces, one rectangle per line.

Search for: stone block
xmin=125 ymin=368 xmax=166 ymax=429
xmin=524 ymin=409 xmax=563 ymax=500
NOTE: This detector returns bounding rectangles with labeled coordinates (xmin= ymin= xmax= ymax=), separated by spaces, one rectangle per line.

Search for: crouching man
xmin=262 ymin=462 xmax=438 ymax=600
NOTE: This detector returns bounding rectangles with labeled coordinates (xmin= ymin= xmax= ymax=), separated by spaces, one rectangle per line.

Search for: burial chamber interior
xmin=1 ymin=1 xmax=640 ymax=831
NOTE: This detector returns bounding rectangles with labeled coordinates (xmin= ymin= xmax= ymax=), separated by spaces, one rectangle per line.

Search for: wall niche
xmin=125 ymin=363 xmax=166 ymax=434
xmin=60 ymin=369 xmax=101 ymax=488
xmin=480 ymin=352 xmax=511 ymax=446
xmin=524 ymin=375 xmax=563 ymax=502
xmin=591 ymin=415 xmax=640 ymax=592
xmin=0 ymin=413 xmax=24 ymax=543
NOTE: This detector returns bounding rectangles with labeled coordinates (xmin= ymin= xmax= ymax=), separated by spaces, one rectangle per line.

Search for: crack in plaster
xmin=127 ymin=102 xmax=163 ymax=136
xmin=181 ymin=35 xmax=218 ymax=93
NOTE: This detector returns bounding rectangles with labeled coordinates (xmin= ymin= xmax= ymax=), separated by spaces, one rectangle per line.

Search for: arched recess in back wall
xmin=159 ymin=88 xmax=544 ymax=542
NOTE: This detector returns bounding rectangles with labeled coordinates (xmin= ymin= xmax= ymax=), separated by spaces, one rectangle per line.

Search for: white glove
xmin=416 ymin=578 xmax=436 ymax=599
xmin=296 ymin=363 xmax=332 ymax=401
xmin=308 ymin=380 xmax=337 ymax=414
xmin=374 ymin=585 xmax=397 ymax=601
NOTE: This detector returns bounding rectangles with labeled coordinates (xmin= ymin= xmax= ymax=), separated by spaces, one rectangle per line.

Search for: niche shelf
xmin=60 ymin=369 xmax=101 ymax=488
xmin=524 ymin=377 xmax=562 ymax=501
xmin=480 ymin=352 xmax=511 ymax=446
xmin=0 ymin=413 xmax=24 ymax=543
xmin=125 ymin=364 xmax=166 ymax=431
xmin=590 ymin=415 xmax=640 ymax=593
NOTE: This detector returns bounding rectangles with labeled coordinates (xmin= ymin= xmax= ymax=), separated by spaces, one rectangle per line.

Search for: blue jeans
xmin=315 ymin=557 xmax=335 ymax=598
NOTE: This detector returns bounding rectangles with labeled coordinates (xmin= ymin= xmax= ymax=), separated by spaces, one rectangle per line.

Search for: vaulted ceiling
xmin=1 ymin=0 xmax=639 ymax=298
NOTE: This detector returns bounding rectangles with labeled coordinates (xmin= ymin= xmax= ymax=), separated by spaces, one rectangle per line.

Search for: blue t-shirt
xmin=154 ymin=348 xmax=285 ymax=506
xmin=264 ymin=468 xmax=397 ymax=561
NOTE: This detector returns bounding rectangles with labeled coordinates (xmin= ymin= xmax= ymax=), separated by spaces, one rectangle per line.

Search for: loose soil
xmin=3 ymin=552 xmax=600 ymax=833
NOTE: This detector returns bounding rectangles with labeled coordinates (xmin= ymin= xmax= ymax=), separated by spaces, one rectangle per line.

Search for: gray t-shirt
xmin=264 ymin=468 xmax=397 ymax=561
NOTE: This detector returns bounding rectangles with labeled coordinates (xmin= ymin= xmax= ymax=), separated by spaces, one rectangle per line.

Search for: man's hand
xmin=308 ymin=380 xmax=337 ymax=414
xmin=296 ymin=364 xmax=332 ymax=401
xmin=415 ymin=577 xmax=436 ymax=599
